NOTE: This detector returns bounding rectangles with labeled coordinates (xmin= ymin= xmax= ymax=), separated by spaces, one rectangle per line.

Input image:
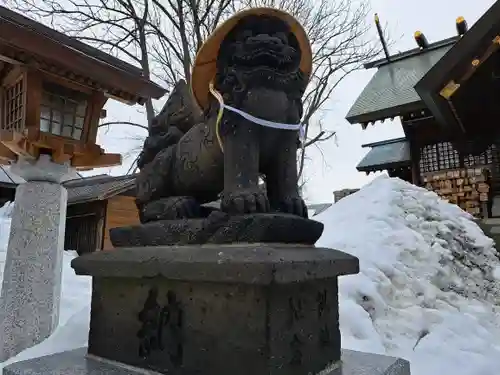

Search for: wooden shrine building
xmin=0 ymin=167 xmax=139 ymax=255
xmin=0 ymin=6 xmax=165 ymax=168
xmin=347 ymin=2 xmax=500 ymax=218
xmin=0 ymin=6 xmax=166 ymax=252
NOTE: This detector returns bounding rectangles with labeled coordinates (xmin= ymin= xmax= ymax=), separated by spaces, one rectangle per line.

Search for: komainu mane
xmin=111 ymin=8 xmax=324 ymax=246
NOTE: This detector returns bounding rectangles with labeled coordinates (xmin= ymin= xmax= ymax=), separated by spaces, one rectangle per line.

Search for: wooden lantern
xmin=0 ymin=6 xmax=165 ymax=170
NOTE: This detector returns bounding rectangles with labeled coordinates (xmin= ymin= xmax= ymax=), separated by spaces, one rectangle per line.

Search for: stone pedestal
xmin=0 ymin=155 xmax=72 ymax=362
xmin=70 ymin=244 xmax=360 ymax=375
xmin=2 ymin=347 xmax=411 ymax=375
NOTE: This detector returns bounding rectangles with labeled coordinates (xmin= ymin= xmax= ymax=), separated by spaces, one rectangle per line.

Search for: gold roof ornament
xmin=190 ymin=7 xmax=313 ymax=111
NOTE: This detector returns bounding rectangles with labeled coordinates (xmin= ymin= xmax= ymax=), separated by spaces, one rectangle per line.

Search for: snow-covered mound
xmin=316 ymin=176 xmax=500 ymax=375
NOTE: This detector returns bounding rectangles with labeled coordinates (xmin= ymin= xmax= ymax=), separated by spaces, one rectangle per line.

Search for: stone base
xmin=2 ymin=347 xmax=411 ymax=375
xmin=109 ymin=212 xmax=324 ymax=247
xmin=71 ymin=244 xmax=359 ymax=375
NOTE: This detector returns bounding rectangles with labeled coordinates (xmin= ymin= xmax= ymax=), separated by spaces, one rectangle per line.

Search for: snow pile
xmin=316 ymin=176 xmax=500 ymax=374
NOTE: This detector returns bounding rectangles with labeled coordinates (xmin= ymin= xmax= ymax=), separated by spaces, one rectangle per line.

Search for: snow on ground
xmin=0 ymin=175 xmax=499 ymax=374
xmin=316 ymin=175 xmax=500 ymax=374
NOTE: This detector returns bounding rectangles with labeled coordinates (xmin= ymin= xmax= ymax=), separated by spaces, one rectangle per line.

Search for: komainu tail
xmin=137 ymin=80 xmax=203 ymax=169
xmin=150 ymin=79 xmax=203 ymax=136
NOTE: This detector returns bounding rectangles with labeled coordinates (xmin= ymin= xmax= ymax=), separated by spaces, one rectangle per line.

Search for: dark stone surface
xmin=68 ymin=244 xmax=360 ymax=375
xmin=138 ymin=196 xmax=217 ymax=223
xmin=87 ymin=275 xmax=340 ymax=375
xmin=71 ymin=244 xmax=359 ymax=284
xmin=2 ymin=347 xmax=411 ymax=375
xmin=136 ymin=80 xmax=203 ymax=170
xmin=134 ymin=15 xmax=309 ymax=237
xmin=151 ymin=80 xmax=203 ymax=135
xmin=109 ymin=212 xmax=324 ymax=247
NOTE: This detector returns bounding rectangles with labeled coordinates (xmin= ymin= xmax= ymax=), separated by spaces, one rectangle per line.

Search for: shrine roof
xmin=356 ymin=137 xmax=411 ymax=172
xmin=0 ymin=6 xmax=166 ymax=104
xmin=64 ymin=174 xmax=136 ymax=204
xmin=346 ymin=37 xmax=458 ymax=126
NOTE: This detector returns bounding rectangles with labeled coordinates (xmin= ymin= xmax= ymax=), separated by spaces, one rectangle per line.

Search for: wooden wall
xmin=65 ymin=201 xmax=106 ymax=255
xmin=103 ymin=195 xmax=140 ymax=250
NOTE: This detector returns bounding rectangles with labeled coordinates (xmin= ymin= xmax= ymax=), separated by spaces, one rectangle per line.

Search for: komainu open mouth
xmin=233 ymin=46 xmax=298 ymax=72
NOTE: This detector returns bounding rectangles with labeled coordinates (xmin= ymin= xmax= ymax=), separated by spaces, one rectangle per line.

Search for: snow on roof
xmin=315 ymin=175 xmax=500 ymax=374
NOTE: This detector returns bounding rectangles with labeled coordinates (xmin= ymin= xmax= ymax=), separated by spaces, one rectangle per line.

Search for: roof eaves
xmin=356 ymin=160 xmax=410 ymax=173
xmin=98 ymin=180 xmax=135 ymax=200
xmin=67 ymin=179 xmax=136 ymax=206
xmin=361 ymin=137 xmax=408 ymax=148
xmin=346 ymin=101 xmax=424 ymax=125
xmin=63 ymin=174 xmax=134 ymax=188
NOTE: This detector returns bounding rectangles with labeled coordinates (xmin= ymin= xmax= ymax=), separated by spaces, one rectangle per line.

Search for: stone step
xmin=489 ymin=226 xmax=500 ymax=234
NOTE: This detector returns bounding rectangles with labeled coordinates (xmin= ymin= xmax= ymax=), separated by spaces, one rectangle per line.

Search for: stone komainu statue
xmin=136 ymin=8 xmax=311 ymax=222
xmin=111 ymin=8 xmax=323 ymax=246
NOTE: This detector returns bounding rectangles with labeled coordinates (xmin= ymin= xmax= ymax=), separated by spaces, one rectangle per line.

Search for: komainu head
xmin=214 ymin=14 xmax=306 ymax=103
xmin=191 ymin=8 xmax=312 ymax=112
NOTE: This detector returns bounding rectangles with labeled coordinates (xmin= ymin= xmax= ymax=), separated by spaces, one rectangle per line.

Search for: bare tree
xmin=6 ymin=0 xmax=385 ymax=177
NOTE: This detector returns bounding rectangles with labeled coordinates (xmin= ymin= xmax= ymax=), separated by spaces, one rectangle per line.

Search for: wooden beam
xmin=84 ymin=92 xmax=107 ymax=144
xmin=0 ymin=130 xmax=34 ymax=158
xmin=71 ymin=152 xmax=122 ymax=169
xmin=0 ymin=142 xmax=17 ymax=162
xmin=1 ymin=65 xmax=23 ymax=87
xmin=24 ymin=69 xmax=42 ymax=130
xmin=32 ymin=132 xmax=84 ymax=155
xmin=104 ymin=91 xmax=136 ymax=105
xmin=52 ymin=149 xmax=72 ymax=164
xmin=461 ymin=35 xmax=500 ymax=82
xmin=39 ymin=70 xmax=93 ymax=95
xmin=0 ymin=54 xmax=23 ymax=65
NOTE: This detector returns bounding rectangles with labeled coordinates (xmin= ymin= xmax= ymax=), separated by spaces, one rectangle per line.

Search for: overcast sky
xmin=92 ymin=0 xmax=496 ymax=203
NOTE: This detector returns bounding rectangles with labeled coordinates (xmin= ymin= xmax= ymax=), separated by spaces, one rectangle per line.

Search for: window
xmin=2 ymin=78 xmax=25 ymax=132
xmin=40 ymin=83 xmax=87 ymax=140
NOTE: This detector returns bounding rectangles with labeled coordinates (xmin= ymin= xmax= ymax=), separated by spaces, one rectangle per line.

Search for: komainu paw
xmin=140 ymin=196 xmax=201 ymax=222
xmin=275 ymin=196 xmax=308 ymax=218
xmin=221 ymin=189 xmax=270 ymax=215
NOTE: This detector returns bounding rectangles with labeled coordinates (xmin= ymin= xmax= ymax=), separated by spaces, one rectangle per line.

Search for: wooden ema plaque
xmin=423 ymin=167 xmax=490 ymax=217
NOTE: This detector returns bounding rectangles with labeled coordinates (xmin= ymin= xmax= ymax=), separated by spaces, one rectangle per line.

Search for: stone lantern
xmin=0 ymin=5 xmax=166 ymax=362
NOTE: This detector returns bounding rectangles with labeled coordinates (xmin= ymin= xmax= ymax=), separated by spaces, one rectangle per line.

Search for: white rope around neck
xmin=209 ymin=82 xmax=306 ymax=153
